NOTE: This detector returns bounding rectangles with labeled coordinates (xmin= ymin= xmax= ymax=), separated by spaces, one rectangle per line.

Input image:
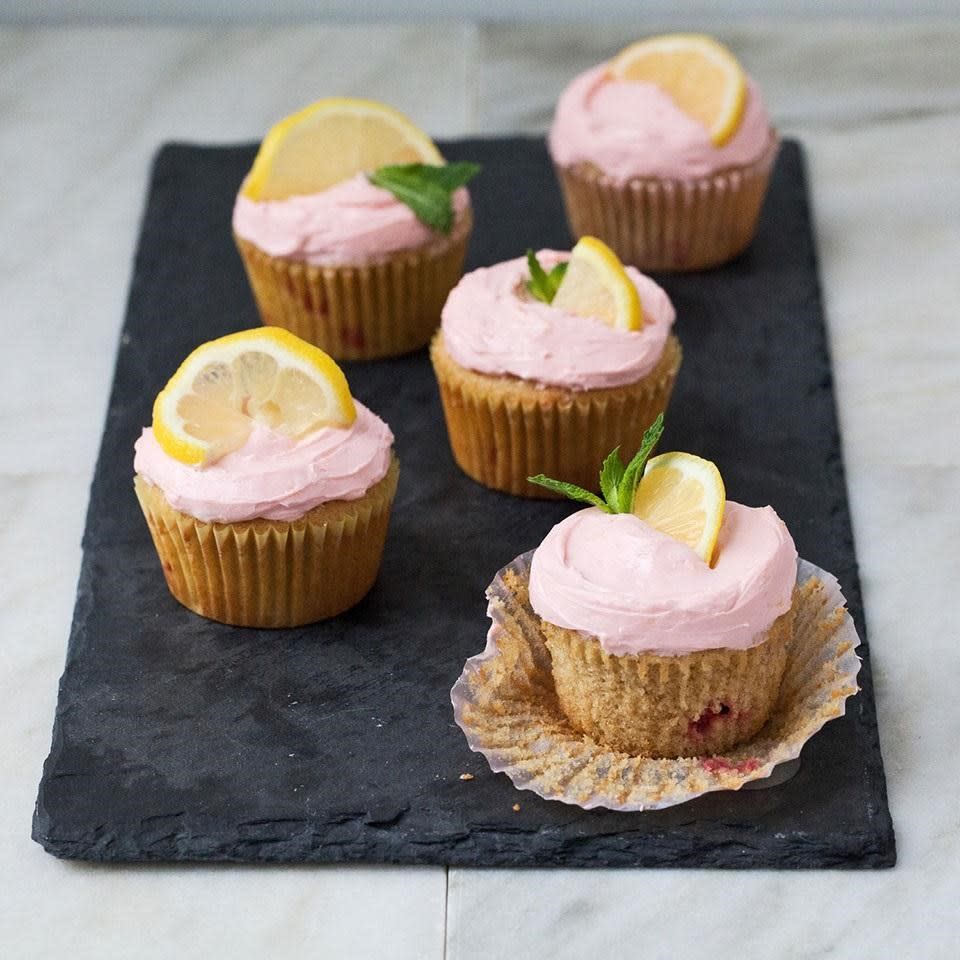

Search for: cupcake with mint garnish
xmin=549 ymin=33 xmax=778 ymax=271
xmin=523 ymin=415 xmax=798 ymax=757
xmin=431 ymin=236 xmax=681 ymax=498
xmin=233 ymin=97 xmax=478 ymax=360
xmin=134 ymin=327 xmax=398 ymax=627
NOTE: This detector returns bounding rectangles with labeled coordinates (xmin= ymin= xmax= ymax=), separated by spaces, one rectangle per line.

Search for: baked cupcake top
xmin=527 ymin=418 xmax=797 ymax=655
xmin=440 ymin=245 xmax=675 ymax=390
xmin=549 ymin=35 xmax=773 ymax=182
xmin=134 ymin=328 xmax=394 ymax=523
xmin=233 ymin=97 xmax=478 ymax=266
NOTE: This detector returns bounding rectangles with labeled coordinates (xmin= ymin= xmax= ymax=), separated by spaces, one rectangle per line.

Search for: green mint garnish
xmin=528 ymin=413 xmax=665 ymax=512
xmin=526 ymin=250 xmax=568 ymax=304
xmin=368 ymin=161 xmax=481 ymax=234
xmin=615 ymin=414 xmax=664 ymax=513
xmin=525 ymin=476 xmax=611 ymax=512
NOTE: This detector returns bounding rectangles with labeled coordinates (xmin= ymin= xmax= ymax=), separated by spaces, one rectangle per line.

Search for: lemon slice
xmin=152 ymin=328 xmax=356 ymax=466
xmin=551 ymin=236 xmax=643 ymax=331
xmin=608 ymin=34 xmax=747 ymax=146
xmin=632 ymin=452 xmax=726 ymax=565
xmin=242 ymin=96 xmax=444 ymax=202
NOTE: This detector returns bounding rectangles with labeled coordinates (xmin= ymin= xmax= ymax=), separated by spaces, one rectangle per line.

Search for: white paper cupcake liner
xmin=451 ymin=551 xmax=861 ymax=812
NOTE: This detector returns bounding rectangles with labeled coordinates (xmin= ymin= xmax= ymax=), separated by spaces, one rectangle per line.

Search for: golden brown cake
xmin=524 ymin=429 xmax=799 ymax=757
xmin=134 ymin=328 xmax=399 ymax=627
xmin=549 ymin=34 xmax=778 ymax=271
xmin=232 ymin=97 xmax=477 ymax=359
xmin=432 ymin=244 xmax=681 ymax=498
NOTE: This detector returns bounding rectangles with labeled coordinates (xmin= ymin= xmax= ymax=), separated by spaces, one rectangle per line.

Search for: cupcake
xmin=133 ymin=328 xmax=398 ymax=627
xmin=431 ymin=237 xmax=681 ymax=497
xmin=233 ymin=98 xmax=477 ymax=360
xmin=549 ymin=34 xmax=778 ymax=271
xmin=525 ymin=418 xmax=798 ymax=757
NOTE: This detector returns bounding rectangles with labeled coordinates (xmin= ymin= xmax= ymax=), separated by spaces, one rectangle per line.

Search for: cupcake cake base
xmin=555 ymin=135 xmax=780 ymax=272
xmin=431 ymin=333 xmax=682 ymax=497
xmin=134 ymin=458 xmax=399 ymax=628
xmin=235 ymin=210 xmax=472 ymax=361
xmin=540 ymin=597 xmax=792 ymax=758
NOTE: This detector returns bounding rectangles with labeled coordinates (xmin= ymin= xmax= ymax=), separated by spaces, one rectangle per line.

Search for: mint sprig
xmin=527 ymin=413 xmax=665 ymax=512
xmin=368 ymin=162 xmax=480 ymax=234
xmin=526 ymin=250 xmax=568 ymax=304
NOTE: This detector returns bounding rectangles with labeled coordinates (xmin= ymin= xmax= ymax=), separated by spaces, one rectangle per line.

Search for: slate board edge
xmin=786 ymin=141 xmax=895 ymax=868
xmin=32 ymin=137 xmax=895 ymax=869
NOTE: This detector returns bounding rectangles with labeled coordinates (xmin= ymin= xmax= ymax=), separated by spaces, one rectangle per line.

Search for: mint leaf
xmin=616 ymin=413 xmax=665 ymax=513
xmin=428 ymin=161 xmax=482 ymax=191
xmin=526 ymin=250 xmax=568 ymax=304
xmin=527 ymin=475 xmax=611 ymax=511
xmin=529 ymin=415 xmax=665 ymax=514
xmin=368 ymin=162 xmax=480 ymax=234
xmin=598 ymin=446 xmax=625 ymax=506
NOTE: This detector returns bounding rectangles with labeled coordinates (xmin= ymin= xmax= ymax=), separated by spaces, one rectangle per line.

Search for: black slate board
xmin=34 ymin=138 xmax=895 ymax=868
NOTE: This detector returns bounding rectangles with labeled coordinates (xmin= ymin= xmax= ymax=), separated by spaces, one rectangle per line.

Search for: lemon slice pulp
xmin=551 ymin=236 xmax=643 ymax=331
xmin=152 ymin=328 xmax=356 ymax=466
xmin=242 ymin=96 xmax=444 ymax=202
xmin=632 ymin=451 xmax=726 ymax=564
xmin=608 ymin=34 xmax=747 ymax=147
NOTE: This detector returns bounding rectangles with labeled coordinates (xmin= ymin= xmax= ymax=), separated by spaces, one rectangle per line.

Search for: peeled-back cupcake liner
xmin=430 ymin=333 xmax=682 ymax=498
xmin=134 ymin=458 xmax=399 ymax=628
xmin=554 ymin=134 xmax=779 ymax=272
xmin=235 ymin=209 xmax=472 ymax=361
xmin=451 ymin=551 xmax=861 ymax=811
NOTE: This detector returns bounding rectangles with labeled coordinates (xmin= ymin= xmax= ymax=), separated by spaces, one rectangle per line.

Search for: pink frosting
xmin=440 ymin=251 xmax=674 ymax=390
xmin=232 ymin=173 xmax=471 ymax=266
xmin=529 ymin=502 xmax=797 ymax=656
xmin=133 ymin=402 xmax=394 ymax=523
xmin=549 ymin=65 xmax=773 ymax=182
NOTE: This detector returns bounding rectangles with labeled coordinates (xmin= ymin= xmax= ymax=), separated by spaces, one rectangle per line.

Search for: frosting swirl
xmin=529 ymin=503 xmax=797 ymax=655
xmin=440 ymin=251 xmax=674 ymax=390
xmin=549 ymin=65 xmax=774 ymax=182
xmin=233 ymin=173 xmax=470 ymax=266
xmin=134 ymin=401 xmax=394 ymax=523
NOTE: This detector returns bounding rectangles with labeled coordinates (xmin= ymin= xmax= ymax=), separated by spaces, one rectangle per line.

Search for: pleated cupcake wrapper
xmin=134 ymin=459 xmax=398 ymax=628
xmin=555 ymin=134 xmax=780 ymax=272
xmin=235 ymin=209 xmax=472 ymax=361
xmin=430 ymin=334 xmax=682 ymax=498
xmin=451 ymin=552 xmax=861 ymax=811
xmin=541 ymin=603 xmax=791 ymax=758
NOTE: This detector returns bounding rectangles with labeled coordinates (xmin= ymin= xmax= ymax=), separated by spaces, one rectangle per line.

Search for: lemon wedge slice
xmin=551 ymin=236 xmax=643 ymax=331
xmin=632 ymin=451 xmax=726 ymax=565
xmin=608 ymin=34 xmax=747 ymax=147
xmin=242 ymin=96 xmax=444 ymax=202
xmin=152 ymin=328 xmax=356 ymax=466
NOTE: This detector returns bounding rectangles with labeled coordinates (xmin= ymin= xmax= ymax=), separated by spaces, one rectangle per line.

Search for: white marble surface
xmin=1 ymin=19 xmax=958 ymax=960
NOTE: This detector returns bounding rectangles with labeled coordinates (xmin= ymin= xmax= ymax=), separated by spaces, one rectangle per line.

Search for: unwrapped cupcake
xmin=549 ymin=34 xmax=778 ymax=271
xmin=525 ymin=416 xmax=798 ymax=757
xmin=234 ymin=98 xmax=478 ymax=360
xmin=431 ymin=236 xmax=682 ymax=497
xmin=134 ymin=328 xmax=399 ymax=627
